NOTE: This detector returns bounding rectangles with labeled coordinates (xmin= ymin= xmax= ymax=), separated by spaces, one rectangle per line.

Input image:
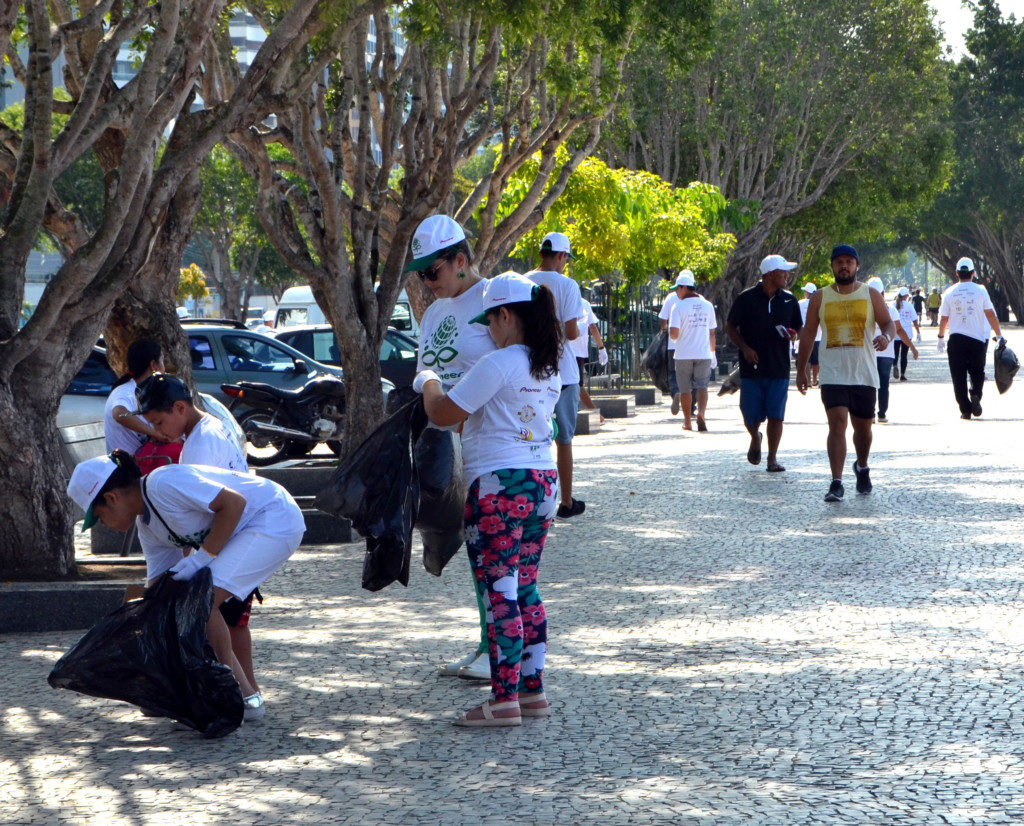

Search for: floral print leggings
xmin=464 ymin=467 xmax=558 ymax=703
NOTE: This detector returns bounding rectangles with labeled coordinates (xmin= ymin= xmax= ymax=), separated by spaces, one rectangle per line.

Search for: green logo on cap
xmin=412 ymin=238 xmax=422 ymax=253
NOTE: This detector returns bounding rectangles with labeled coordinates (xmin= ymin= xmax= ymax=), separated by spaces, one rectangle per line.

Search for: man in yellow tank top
xmin=796 ymin=245 xmax=897 ymax=502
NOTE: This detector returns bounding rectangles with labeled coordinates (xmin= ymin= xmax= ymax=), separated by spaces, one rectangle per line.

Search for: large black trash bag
xmin=48 ymin=569 xmax=243 ymax=738
xmin=414 ymin=427 xmax=467 ymax=576
xmin=994 ymin=339 xmax=1019 ymax=394
xmin=640 ymin=330 xmax=670 ymax=394
xmin=316 ymin=396 xmax=427 ymax=591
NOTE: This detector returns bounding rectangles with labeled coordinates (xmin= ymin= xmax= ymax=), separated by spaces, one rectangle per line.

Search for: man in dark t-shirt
xmin=726 ymin=254 xmax=804 ymax=473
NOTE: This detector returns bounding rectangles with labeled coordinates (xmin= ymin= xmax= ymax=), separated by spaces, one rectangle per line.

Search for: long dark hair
xmin=500 ymin=285 xmax=562 ymax=380
xmin=92 ymin=450 xmax=143 ymax=509
xmin=113 ymin=338 xmax=162 ymax=387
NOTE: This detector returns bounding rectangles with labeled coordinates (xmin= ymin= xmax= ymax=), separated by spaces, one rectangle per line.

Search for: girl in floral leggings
xmin=416 ymin=272 xmax=563 ymax=727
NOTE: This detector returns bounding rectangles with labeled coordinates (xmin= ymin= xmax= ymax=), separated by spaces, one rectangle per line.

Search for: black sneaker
xmin=971 ymin=396 xmax=983 ymax=417
xmin=824 ymin=480 xmax=844 ymax=502
xmin=556 ymin=498 xmax=586 ymax=520
xmin=852 ymin=461 xmax=872 ymax=494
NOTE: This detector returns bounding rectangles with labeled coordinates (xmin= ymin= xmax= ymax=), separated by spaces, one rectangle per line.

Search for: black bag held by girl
xmin=48 ymin=568 xmax=244 ymax=738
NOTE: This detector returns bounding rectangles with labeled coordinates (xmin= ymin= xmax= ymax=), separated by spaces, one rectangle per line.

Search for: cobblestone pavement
xmin=5 ymin=327 xmax=1024 ymax=825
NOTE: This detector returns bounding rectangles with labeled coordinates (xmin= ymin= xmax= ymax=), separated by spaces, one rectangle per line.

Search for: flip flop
xmin=452 ymin=700 xmax=522 ymax=728
xmin=766 ymin=461 xmax=786 ymax=473
xmin=747 ymin=432 xmax=763 ymax=465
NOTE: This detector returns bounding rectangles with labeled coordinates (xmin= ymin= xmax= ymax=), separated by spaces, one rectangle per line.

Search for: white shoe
xmin=243 ymin=692 xmax=265 ymax=723
xmin=457 ymin=652 xmax=491 ymax=681
xmin=437 ymin=650 xmax=482 ymax=676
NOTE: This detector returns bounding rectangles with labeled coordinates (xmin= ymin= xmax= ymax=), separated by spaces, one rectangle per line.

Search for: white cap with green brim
xmin=405 ymin=215 xmax=467 ymax=272
xmin=67 ymin=455 xmax=118 ymax=531
xmin=470 ymin=272 xmax=540 ymax=325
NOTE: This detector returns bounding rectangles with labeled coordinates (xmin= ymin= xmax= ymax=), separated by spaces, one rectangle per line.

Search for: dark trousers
xmin=893 ymin=341 xmax=910 ymax=378
xmin=876 ymin=356 xmax=894 ymax=416
xmin=947 ymin=333 xmax=988 ymax=416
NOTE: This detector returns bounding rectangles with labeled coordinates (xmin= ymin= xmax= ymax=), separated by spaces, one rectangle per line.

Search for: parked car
xmin=274 ymin=325 xmax=419 ymax=388
xmin=58 ymin=346 xmax=246 ymax=453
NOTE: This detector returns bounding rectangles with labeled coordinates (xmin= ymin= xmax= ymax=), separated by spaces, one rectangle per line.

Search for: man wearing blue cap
xmin=796 ymin=245 xmax=897 ymax=502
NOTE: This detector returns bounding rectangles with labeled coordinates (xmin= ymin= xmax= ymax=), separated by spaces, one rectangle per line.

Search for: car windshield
xmin=381 ymin=333 xmax=417 ymax=361
xmin=276 ymin=307 xmax=308 ymax=328
xmin=223 ymin=334 xmax=301 ymax=372
xmin=67 ymin=350 xmax=117 ymax=395
xmin=390 ymin=302 xmax=413 ymax=332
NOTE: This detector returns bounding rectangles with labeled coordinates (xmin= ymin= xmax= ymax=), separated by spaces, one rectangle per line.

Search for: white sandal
xmin=452 ymin=700 xmax=522 ymax=728
xmin=518 ymin=692 xmax=551 ymax=718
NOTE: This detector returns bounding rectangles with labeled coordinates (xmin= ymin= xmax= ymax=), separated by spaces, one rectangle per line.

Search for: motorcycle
xmin=222 ymin=376 xmax=347 ymax=466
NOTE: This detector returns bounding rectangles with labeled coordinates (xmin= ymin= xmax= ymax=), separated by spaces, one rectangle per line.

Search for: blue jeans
xmin=876 ymin=357 xmax=894 ymax=416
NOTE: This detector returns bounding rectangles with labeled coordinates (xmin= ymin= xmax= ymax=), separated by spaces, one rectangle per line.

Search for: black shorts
xmin=820 ymin=384 xmax=876 ymax=420
xmin=219 ymin=588 xmax=261 ymax=628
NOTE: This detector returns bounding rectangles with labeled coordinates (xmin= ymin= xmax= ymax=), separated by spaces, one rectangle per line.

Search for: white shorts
xmin=209 ymin=525 xmax=304 ymax=600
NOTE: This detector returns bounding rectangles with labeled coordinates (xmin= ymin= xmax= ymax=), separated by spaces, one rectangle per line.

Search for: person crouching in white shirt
xmin=67 ymin=451 xmax=304 ymax=723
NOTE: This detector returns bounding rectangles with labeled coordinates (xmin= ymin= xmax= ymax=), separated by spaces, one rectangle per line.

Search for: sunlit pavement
xmin=5 ymin=326 xmax=1024 ymax=825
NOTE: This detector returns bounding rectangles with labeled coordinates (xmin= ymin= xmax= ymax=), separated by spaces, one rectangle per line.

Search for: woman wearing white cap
xmin=414 ymin=272 xmax=562 ymax=727
xmin=867 ymin=278 xmax=918 ymax=422
xmin=405 ymin=214 xmax=498 ymax=681
xmin=798 ymin=283 xmax=821 ymax=387
xmin=66 ymin=451 xmax=305 ymax=722
xmin=893 ymin=287 xmax=919 ymax=381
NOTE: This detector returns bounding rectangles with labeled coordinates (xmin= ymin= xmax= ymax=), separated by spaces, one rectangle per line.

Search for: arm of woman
xmin=422 ymin=381 xmax=470 ymax=427
xmin=111 ymin=405 xmax=160 ymax=440
xmin=199 ymin=488 xmax=247 ymax=555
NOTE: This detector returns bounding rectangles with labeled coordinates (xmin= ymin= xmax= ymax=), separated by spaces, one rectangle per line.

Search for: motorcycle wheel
xmin=238 ymin=409 xmax=294 ymax=467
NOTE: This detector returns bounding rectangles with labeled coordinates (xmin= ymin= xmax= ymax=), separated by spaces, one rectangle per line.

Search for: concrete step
xmin=0 ymin=580 xmax=132 ymax=633
xmin=256 ymin=458 xmax=337 ymax=497
xmin=575 ymin=407 xmax=603 ymax=436
xmin=592 ymin=394 xmax=636 ymax=418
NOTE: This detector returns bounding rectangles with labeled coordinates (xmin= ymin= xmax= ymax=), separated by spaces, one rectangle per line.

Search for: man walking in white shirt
xmin=527 ymin=232 xmax=586 ymax=520
xmin=938 ymin=257 xmax=1003 ymax=419
xmin=659 ymin=280 xmax=682 ymax=414
xmin=668 ymin=272 xmax=716 ymax=431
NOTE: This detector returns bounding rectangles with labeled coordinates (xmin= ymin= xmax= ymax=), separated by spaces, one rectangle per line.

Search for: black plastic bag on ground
xmin=414 ymin=427 xmax=466 ymax=576
xmin=315 ymin=396 xmax=427 ymax=591
xmin=48 ymin=569 xmax=243 ymax=738
xmin=994 ymin=339 xmax=1020 ymax=394
xmin=640 ymin=330 xmax=670 ymax=394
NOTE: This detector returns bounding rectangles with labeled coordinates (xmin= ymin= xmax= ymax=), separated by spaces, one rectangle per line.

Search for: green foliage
xmin=498 ymin=149 xmax=735 ymax=285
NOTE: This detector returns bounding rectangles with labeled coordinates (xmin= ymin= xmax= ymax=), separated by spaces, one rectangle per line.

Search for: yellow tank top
xmin=818 ymin=283 xmax=879 ymax=388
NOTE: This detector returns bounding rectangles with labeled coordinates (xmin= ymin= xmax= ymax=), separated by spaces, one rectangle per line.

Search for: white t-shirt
xmin=181 ymin=413 xmax=249 ymax=473
xmin=668 ymin=296 xmax=716 ymax=360
xmin=137 ymin=464 xmax=304 ymax=581
xmin=416 ymin=279 xmax=497 ymax=390
xmin=896 ymin=300 xmax=918 ymax=336
xmin=526 ymin=269 xmax=584 ymax=385
xmin=798 ymin=298 xmax=823 ymax=342
xmin=875 ymin=302 xmax=897 ymax=358
xmin=659 ymin=293 xmax=681 ymax=351
xmin=447 ymin=344 xmax=560 ymax=484
xmin=104 ymin=379 xmax=147 ymax=454
xmin=940 ymin=281 xmax=996 ymax=343
xmin=569 ymin=299 xmax=599 ymax=359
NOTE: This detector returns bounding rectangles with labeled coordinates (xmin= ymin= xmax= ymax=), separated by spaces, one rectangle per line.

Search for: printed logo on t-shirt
xmin=517 ymin=405 xmax=537 ymax=423
xmin=824 ymin=298 xmax=868 ymax=348
xmin=420 ymin=315 xmax=459 ymax=368
xmin=165 ymin=527 xmax=210 ymax=550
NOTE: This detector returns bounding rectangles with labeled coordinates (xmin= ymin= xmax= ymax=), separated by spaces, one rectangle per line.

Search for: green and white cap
xmin=405 ymin=215 xmax=467 ymax=272
xmin=470 ymin=272 xmax=539 ymax=325
xmin=67 ymin=455 xmax=118 ymax=531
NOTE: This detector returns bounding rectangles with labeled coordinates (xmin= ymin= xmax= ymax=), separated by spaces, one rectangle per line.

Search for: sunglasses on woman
xmin=417 ymin=260 xmax=446 ymax=282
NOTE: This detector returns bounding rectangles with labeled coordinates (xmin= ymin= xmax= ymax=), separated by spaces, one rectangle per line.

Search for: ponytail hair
xmin=91 ymin=450 xmax=143 ymax=509
xmin=502 ymin=284 xmax=562 ymax=381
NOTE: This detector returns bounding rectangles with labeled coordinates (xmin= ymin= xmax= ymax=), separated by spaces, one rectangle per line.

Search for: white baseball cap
xmin=67 ymin=455 xmax=118 ymax=531
xmin=898 ymin=286 xmax=910 ymax=297
xmin=405 ymin=215 xmax=467 ymax=272
xmin=802 ymin=283 xmax=817 ymax=294
xmin=540 ymin=231 xmax=574 ymax=258
xmin=956 ymin=256 xmax=975 ymax=272
xmin=867 ymin=277 xmax=885 ymax=292
xmin=470 ymin=272 xmax=539 ymax=325
xmin=760 ymin=254 xmax=798 ymax=275
xmin=674 ymin=269 xmax=696 ymax=288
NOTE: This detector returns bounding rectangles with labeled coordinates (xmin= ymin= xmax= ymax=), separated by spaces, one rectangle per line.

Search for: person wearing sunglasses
xmin=405 ymin=215 xmax=497 ymax=682
xmin=414 ymin=272 xmax=562 ymax=726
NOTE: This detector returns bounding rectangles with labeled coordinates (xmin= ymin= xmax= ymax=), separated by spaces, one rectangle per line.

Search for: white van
xmin=274 ymin=285 xmax=418 ymax=337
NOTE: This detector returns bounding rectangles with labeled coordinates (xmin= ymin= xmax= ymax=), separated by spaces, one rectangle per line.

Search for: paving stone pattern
xmin=4 ymin=328 xmax=1024 ymax=824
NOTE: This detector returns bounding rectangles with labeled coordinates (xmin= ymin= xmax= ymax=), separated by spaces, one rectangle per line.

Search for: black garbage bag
xmin=316 ymin=396 xmax=427 ymax=591
xmin=717 ymin=365 xmax=741 ymax=396
xmin=48 ymin=569 xmax=243 ymax=738
xmin=994 ymin=339 xmax=1019 ymax=394
xmin=640 ymin=330 xmax=670 ymax=394
xmin=414 ymin=427 xmax=466 ymax=576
